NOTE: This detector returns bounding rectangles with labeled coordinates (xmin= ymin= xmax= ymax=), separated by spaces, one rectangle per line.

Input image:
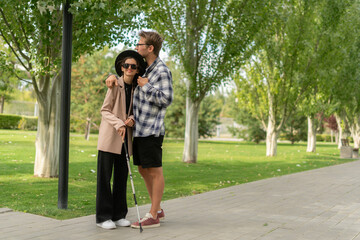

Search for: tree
xmin=300 ymin=0 xmax=354 ymax=152
xmin=340 ymin=4 xmax=360 ymax=149
xmin=198 ymin=93 xmax=221 ymax=138
xmin=164 ymin=60 xmax=222 ymax=138
xmin=144 ymin=0 xmax=268 ymax=162
xmin=70 ymin=47 xmax=115 ymax=140
xmin=163 ymin=60 xmax=187 ymax=138
xmin=224 ymin=91 xmax=266 ymax=144
xmin=0 ymin=54 xmax=16 ymax=113
xmin=0 ymin=40 xmax=20 ymax=113
xmin=327 ymin=0 xmax=360 ymax=149
xmin=235 ymin=1 xmax=314 ymax=156
xmin=235 ymin=0 xmax=353 ymax=156
xmin=281 ymin=112 xmax=308 ymax=144
xmin=0 ymin=0 xmax=142 ymax=177
xmin=323 ymin=115 xmax=338 ymax=143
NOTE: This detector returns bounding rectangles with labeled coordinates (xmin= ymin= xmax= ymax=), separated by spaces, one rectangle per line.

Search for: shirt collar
xmin=144 ymin=57 xmax=161 ymax=77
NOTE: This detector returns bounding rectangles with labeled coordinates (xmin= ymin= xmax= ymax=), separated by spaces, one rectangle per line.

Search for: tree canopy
xmin=142 ymin=0 xmax=269 ymax=162
xmin=0 ymin=0 xmax=144 ymax=177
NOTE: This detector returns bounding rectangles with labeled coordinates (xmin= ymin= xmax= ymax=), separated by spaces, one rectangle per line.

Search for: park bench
xmin=353 ymin=148 xmax=359 ymax=159
xmin=340 ymin=139 xmax=360 ymax=159
xmin=340 ymin=139 xmax=353 ymax=159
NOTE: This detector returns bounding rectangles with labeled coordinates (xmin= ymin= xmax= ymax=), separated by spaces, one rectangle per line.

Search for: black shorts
xmin=133 ymin=135 xmax=164 ymax=168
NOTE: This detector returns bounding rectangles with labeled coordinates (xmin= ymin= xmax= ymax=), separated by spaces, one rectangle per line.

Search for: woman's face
xmin=121 ymin=58 xmax=138 ymax=79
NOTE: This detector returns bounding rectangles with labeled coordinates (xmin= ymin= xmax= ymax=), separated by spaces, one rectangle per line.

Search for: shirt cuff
xmin=141 ymin=82 xmax=151 ymax=92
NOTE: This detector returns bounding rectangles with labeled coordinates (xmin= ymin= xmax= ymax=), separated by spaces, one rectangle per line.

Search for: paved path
xmin=2 ymin=160 xmax=360 ymax=240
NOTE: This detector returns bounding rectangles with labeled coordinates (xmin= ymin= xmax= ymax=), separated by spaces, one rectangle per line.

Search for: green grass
xmin=0 ymin=129 xmax=355 ymax=220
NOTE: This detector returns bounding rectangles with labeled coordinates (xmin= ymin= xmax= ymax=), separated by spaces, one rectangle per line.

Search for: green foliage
xmin=163 ymin=61 xmax=187 ymax=138
xmin=165 ymin=90 xmax=223 ymax=139
xmin=234 ymin=59 xmax=268 ymax=128
xmin=70 ymin=47 xmax=115 ymax=134
xmin=0 ymin=0 xmax=144 ymax=121
xmin=0 ymin=129 xmax=355 ymax=219
xmin=145 ymin=0 xmax=268 ymax=101
xmin=280 ymin=113 xmax=308 ymax=144
xmin=224 ymin=91 xmax=265 ymax=143
xmin=329 ymin=1 xmax=360 ymax=136
xmin=0 ymin=0 xmax=143 ymax=72
xmin=295 ymin=0 xmax=359 ymax=125
xmin=164 ymin=61 xmax=222 ymax=138
xmin=228 ymin=125 xmax=266 ymax=144
xmin=233 ymin=0 xmax=358 ymax=156
xmin=198 ymin=94 xmax=222 ymax=138
xmin=316 ymin=134 xmax=334 ymax=142
xmin=0 ymin=40 xmax=19 ymax=107
xmin=0 ymin=114 xmax=37 ymax=130
xmin=143 ymin=0 xmax=270 ymax=161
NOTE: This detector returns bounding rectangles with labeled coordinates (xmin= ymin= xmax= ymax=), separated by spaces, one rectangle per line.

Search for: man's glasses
xmin=122 ymin=63 xmax=138 ymax=70
xmin=136 ymin=43 xmax=149 ymax=46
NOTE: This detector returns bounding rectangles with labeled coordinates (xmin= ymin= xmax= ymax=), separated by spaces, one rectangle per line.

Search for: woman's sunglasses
xmin=122 ymin=63 xmax=138 ymax=70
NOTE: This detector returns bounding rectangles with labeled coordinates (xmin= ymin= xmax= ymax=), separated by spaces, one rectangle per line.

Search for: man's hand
xmin=137 ymin=76 xmax=149 ymax=87
xmin=124 ymin=118 xmax=135 ymax=127
xmin=117 ymin=126 xmax=126 ymax=141
xmin=106 ymin=75 xmax=118 ymax=89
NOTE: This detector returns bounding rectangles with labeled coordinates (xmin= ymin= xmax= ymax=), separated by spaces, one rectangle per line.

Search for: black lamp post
xmin=58 ymin=0 xmax=72 ymax=209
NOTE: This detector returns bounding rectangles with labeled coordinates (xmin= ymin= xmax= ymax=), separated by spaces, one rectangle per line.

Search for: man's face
xmin=135 ymin=37 xmax=149 ymax=58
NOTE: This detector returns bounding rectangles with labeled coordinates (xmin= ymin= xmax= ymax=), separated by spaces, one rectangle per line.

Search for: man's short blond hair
xmin=139 ymin=30 xmax=163 ymax=57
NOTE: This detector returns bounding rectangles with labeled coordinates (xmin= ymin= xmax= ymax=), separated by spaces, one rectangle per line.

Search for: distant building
xmin=216 ymin=117 xmax=243 ymax=138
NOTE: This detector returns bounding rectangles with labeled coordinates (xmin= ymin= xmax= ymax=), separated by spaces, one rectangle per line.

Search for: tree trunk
xmin=335 ymin=131 xmax=339 ymax=144
xmin=34 ymin=75 xmax=61 ymax=178
xmin=182 ymin=95 xmax=200 ymax=163
xmin=85 ymin=118 xmax=91 ymax=141
xmin=335 ymin=114 xmax=343 ymax=149
xmin=352 ymin=130 xmax=360 ymax=149
xmin=266 ymin=117 xmax=278 ymax=156
xmin=0 ymin=95 xmax=4 ymax=113
xmin=306 ymin=115 xmax=316 ymax=152
xmin=349 ymin=119 xmax=360 ymax=149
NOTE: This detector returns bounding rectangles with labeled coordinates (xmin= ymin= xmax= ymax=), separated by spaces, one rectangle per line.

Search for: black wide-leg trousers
xmin=96 ymin=149 xmax=128 ymax=223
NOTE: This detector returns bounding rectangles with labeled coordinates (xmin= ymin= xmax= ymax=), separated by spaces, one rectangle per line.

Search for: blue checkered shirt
xmin=133 ymin=57 xmax=173 ymax=137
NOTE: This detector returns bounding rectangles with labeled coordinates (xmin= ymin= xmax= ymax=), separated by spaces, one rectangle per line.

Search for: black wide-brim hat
xmin=115 ymin=50 xmax=147 ymax=77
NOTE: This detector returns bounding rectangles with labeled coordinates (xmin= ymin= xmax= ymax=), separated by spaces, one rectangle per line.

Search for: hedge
xmin=315 ymin=134 xmax=347 ymax=142
xmin=0 ymin=114 xmax=38 ymax=130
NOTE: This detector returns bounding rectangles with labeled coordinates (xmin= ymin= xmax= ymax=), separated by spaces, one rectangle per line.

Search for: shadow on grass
xmin=198 ymin=140 xmax=261 ymax=146
xmin=303 ymin=154 xmax=339 ymax=161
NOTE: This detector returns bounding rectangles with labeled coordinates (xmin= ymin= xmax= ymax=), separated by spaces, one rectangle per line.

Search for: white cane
xmin=123 ymin=137 xmax=143 ymax=233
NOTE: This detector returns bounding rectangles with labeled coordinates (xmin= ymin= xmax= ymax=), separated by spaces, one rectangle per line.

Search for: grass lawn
xmin=0 ymin=129 xmax=355 ymax=220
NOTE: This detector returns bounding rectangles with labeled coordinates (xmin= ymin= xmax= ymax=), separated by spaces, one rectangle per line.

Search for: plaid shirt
xmin=133 ymin=57 xmax=173 ymax=137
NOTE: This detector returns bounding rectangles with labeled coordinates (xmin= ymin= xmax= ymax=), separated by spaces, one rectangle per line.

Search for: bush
xmin=316 ymin=134 xmax=333 ymax=142
xmin=0 ymin=114 xmax=37 ymax=130
xmin=228 ymin=125 xmax=266 ymax=144
xmin=281 ymin=130 xmax=307 ymax=144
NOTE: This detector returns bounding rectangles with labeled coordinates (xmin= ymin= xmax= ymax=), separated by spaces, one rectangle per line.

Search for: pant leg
xmin=96 ymin=150 xmax=115 ymax=223
xmin=112 ymin=147 xmax=129 ymax=221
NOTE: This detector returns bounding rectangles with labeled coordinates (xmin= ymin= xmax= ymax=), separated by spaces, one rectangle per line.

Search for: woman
xmin=96 ymin=50 xmax=146 ymax=229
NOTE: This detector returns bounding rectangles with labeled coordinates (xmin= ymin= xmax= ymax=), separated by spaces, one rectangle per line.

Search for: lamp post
xmin=58 ymin=0 xmax=72 ymax=209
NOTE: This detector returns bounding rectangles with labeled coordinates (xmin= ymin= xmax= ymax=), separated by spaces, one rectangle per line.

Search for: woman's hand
xmin=124 ymin=118 xmax=135 ymax=127
xmin=117 ymin=126 xmax=126 ymax=141
xmin=137 ymin=76 xmax=149 ymax=87
xmin=106 ymin=75 xmax=118 ymax=88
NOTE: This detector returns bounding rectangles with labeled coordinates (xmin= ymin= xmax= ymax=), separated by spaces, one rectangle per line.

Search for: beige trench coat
xmin=97 ymin=76 xmax=134 ymax=155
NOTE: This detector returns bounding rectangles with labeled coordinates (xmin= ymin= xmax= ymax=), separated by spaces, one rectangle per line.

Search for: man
xmin=106 ymin=30 xmax=173 ymax=229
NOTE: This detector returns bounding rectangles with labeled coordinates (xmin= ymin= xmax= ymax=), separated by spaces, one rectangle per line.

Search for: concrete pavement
xmin=1 ymin=160 xmax=360 ymax=240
